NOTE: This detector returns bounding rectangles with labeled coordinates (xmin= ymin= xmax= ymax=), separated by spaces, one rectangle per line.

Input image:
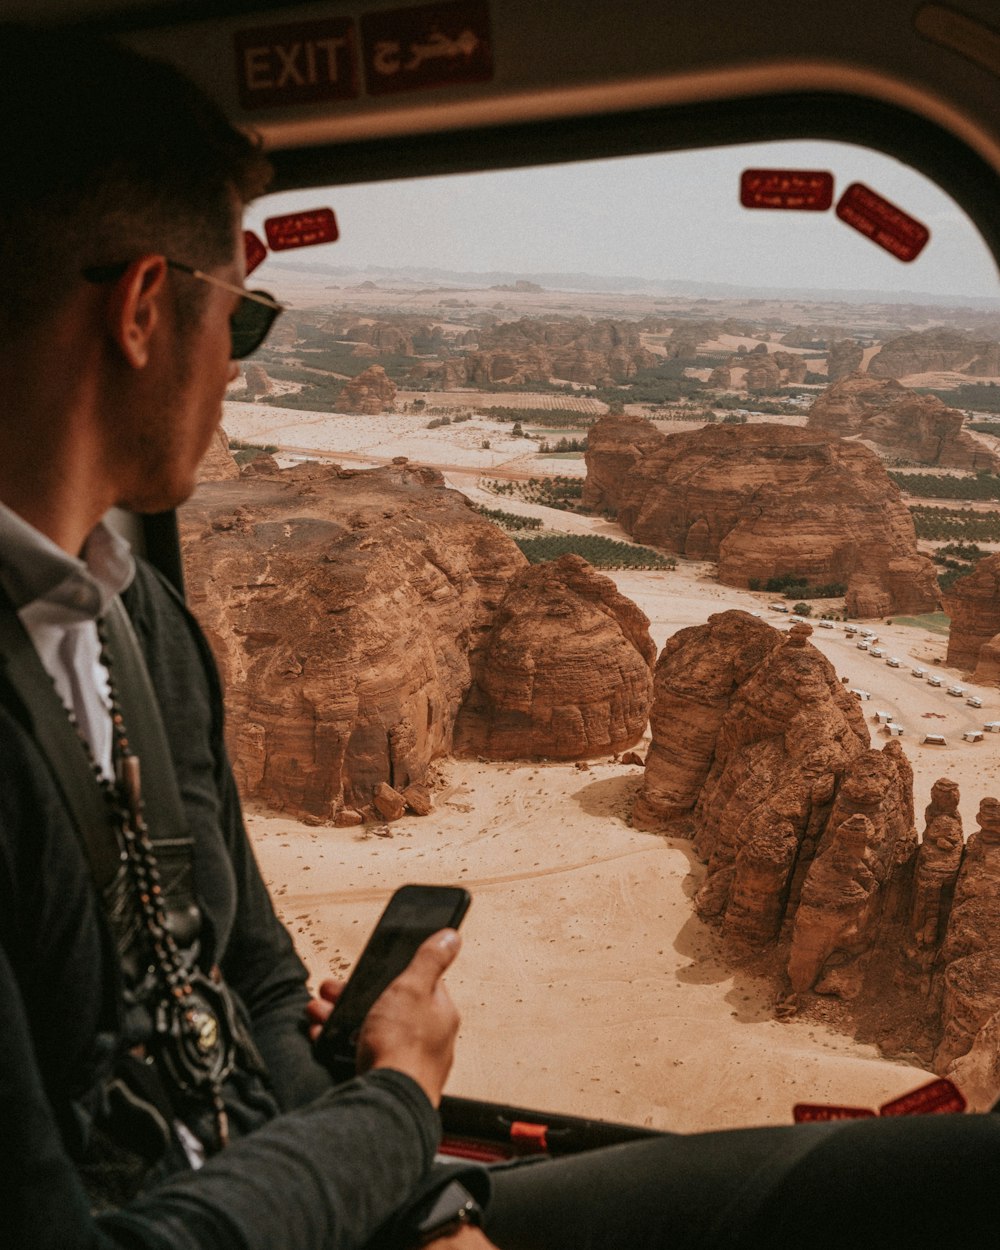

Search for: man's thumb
xmin=406 ymin=928 xmax=461 ymax=986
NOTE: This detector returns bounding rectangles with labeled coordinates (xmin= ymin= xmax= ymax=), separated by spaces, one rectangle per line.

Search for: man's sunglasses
xmin=83 ymin=259 xmax=284 ymax=360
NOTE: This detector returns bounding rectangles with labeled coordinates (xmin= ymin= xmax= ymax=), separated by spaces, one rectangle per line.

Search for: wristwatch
xmin=412 ymin=1180 xmax=484 ymax=1245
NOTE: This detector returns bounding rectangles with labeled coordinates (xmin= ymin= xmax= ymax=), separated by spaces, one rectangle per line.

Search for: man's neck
xmin=0 ymin=340 xmax=113 ymax=556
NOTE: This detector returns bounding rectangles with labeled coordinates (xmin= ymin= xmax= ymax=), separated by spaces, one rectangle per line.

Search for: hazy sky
xmin=246 ymin=139 xmax=1000 ymax=301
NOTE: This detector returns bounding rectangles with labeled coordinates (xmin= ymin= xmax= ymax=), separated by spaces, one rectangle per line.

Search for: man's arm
xmin=1 ymin=930 xmax=448 ymax=1250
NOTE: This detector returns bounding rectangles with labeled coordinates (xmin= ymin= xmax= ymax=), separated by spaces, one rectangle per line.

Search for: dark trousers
xmin=484 ymin=1113 xmax=1000 ymax=1248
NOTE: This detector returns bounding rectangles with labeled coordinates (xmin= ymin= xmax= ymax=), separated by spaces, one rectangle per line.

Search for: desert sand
xmin=228 ymin=398 xmax=1000 ymax=1134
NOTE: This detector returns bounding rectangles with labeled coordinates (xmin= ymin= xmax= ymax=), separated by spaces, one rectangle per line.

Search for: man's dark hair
xmin=0 ymin=26 xmax=271 ymax=340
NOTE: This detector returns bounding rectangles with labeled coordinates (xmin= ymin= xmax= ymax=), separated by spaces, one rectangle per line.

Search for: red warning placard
xmin=264 ymin=209 xmax=340 ymax=251
xmin=879 ymin=1078 xmax=966 ymax=1117
xmin=362 ymin=0 xmax=493 ymax=96
xmin=793 ymin=1103 xmax=877 ymax=1123
xmin=835 ymin=182 xmax=930 ymax=262
xmin=741 ymin=169 xmax=834 ymax=211
xmin=244 ymin=230 xmax=267 ymax=275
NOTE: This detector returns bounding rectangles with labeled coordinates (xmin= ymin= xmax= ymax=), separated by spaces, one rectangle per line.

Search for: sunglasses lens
xmin=230 ymin=291 xmax=280 ymax=360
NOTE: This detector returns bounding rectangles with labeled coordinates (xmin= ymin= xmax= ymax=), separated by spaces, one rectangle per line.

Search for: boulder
xmin=454 ymin=554 xmax=655 ymax=760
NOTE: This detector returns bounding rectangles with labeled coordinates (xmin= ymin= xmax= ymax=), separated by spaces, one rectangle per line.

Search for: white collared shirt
xmin=0 ymin=501 xmax=136 ymax=779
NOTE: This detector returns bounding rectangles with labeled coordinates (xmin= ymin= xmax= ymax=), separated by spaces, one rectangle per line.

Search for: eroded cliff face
xmin=453 ymin=553 xmax=655 ymax=760
xmin=583 ymin=416 xmax=939 ymax=617
xmin=181 ymin=459 xmax=526 ymax=820
xmin=944 ymin=554 xmax=1000 ymax=679
xmin=182 ymin=457 xmax=654 ymax=820
xmin=633 ymin=610 xmax=1000 ymax=1097
xmin=806 ymin=374 xmax=1000 ymax=472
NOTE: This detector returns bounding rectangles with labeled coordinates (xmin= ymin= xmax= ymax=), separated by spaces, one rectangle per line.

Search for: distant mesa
xmin=633 ymin=609 xmax=1000 ymax=1099
xmin=806 ymin=373 xmax=1000 ymax=472
xmin=338 ymin=364 xmax=397 ymax=414
xmin=944 ymin=553 xmax=1000 ymax=682
xmin=583 ymin=414 xmax=939 ymax=617
xmin=489 ymin=280 xmax=544 ymax=292
xmin=454 ymin=553 xmax=655 ymax=760
xmin=867 ymin=327 xmax=1000 ymax=378
xmin=181 ymin=457 xmax=652 ymax=823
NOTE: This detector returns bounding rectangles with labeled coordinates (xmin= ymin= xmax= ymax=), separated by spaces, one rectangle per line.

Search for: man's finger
xmin=401 ymin=928 xmax=461 ymax=989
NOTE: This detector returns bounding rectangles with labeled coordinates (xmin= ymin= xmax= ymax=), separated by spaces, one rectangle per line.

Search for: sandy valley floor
xmin=226 ymin=398 xmax=1000 ymax=1134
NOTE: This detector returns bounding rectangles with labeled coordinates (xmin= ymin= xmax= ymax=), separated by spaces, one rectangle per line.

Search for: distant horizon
xmin=247 ymin=138 xmax=1000 ymax=306
xmin=261 ymin=258 xmax=1000 ymax=311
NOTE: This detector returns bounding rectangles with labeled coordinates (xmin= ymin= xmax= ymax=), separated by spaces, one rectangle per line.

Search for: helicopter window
xmin=180 ymin=136 xmax=1000 ymax=1132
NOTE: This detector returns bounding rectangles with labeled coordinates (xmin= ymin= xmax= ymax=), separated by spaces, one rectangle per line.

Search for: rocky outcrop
xmin=935 ymin=799 xmax=1000 ymax=1076
xmin=181 ymin=462 xmax=653 ymax=820
xmin=867 ymin=328 xmax=995 ymax=378
xmin=242 ymin=363 xmax=275 ymax=399
xmin=807 ymin=374 xmax=1000 ymax=471
xmin=180 ymin=460 xmax=526 ymax=820
xmin=944 ymin=554 xmax=1000 ymax=676
xmin=633 ymin=610 xmax=1000 ymax=1090
xmin=453 ymin=554 xmax=655 ymax=759
xmin=826 ymin=340 xmax=864 ymax=381
xmin=583 ymin=415 xmax=939 ymax=617
xmin=338 ymin=365 xmax=397 ymax=414
xmin=199 ymin=428 xmax=241 ymax=482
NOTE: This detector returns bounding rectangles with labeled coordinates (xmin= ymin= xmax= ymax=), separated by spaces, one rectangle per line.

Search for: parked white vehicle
xmin=947 ymin=685 xmax=966 ymax=697
xmin=967 ymin=696 xmax=983 ymax=708
xmin=927 ymin=675 xmax=944 ymax=687
xmin=870 ymin=647 xmax=885 ymax=658
xmin=818 ymin=619 xmax=834 ymax=629
xmin=856 ymin=641 xmax=869 ymax=651
xmin=911 ymin=667 xmax=926 ymax=679
xmin=886 ymin=656 xmax=902 ymax=667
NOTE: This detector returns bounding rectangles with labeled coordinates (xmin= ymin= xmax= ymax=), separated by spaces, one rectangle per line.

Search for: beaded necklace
xmin=66 ymin=617 xmax=236 ymax=1150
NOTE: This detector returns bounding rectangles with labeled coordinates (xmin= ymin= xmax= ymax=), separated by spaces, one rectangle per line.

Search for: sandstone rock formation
xmin=453 ymin=554 xmax=655 ymax=760
xmin=180 ymin=460 xmax=525 ymax=820
xmin=944 ymin=554 xmax=1000 ymax=678
xmin=583 ymin=415 xmax=939 ymax=617
xmin=633 ymin=608 xmax=1000 ymax=1095
xmin=181 ymin=463 xmax=652 ymax=820
xmin=826 ymin=339 xmax=864 ymax=381
xmin=807 ymin=374 xmax=1000 ymax=471
xmin=242 ymin=363 xmax=274 ymax=399
xmin=338 ymin=364 xmax=397 ymax=414
xmin=868 ymin=328 xmax=998 ymax=378
xmin=934 ymin=799 xmax=1000 ymax=1076
xmin=199 ymin=428 xmax=241 ymax=482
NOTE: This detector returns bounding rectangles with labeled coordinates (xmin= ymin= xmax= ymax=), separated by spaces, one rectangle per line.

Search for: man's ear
xmin=104 ymin=255 xmax=169 ymax=369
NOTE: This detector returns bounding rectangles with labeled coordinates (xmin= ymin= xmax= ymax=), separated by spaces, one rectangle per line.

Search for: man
xmin=3 ymin=23 xmax=1000 ymax=1250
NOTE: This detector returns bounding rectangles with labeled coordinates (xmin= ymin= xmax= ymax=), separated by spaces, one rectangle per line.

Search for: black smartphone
xmin=315 ymin=883 xmax=471 ymax=1079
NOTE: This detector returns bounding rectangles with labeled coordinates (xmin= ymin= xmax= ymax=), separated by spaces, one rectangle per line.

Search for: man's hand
xmin=307 ymin=930 xmax=462 ymax=1108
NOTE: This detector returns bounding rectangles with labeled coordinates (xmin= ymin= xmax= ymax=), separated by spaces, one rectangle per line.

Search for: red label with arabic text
xmin=741 ymin=169 xmax=834 ymax=211
xmin=793 ymin=1103 xmax=877 ymax=1123
xmin=835 ymin=182 xmax=930 ymax=262
xmin=879 ymin=1078 xmax=966 ymax=1117
xmin=234 ymin=17 xmax=358 ymax=110
xmin=362 ymin=0 xmax=493 ymax=96
xmin=244 ymin=231 xmax=267 ymax=275
xmin=264 ymin=209 xmax=340 ymax=252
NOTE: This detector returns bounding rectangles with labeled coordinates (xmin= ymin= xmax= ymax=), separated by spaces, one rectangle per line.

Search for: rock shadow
xmin=571 ymin=773 xmax=645 ymax=821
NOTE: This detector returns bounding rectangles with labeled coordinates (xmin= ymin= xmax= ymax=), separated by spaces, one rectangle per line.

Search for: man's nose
xmin=227 ymin=361 xmax=240 ymax=383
